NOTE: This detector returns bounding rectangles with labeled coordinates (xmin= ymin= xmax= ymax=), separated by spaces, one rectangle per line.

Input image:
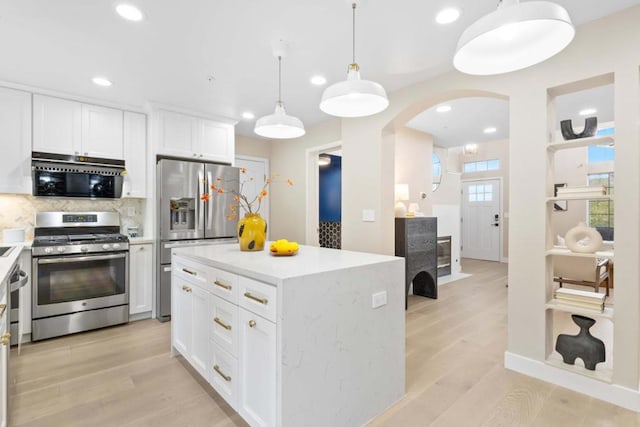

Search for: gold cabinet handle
xmin=182 ymin=268 xmax=196 ymax=276
xmin=249 ymin=320 xmax=256 ymax=328
xmin=213 ymin=317 xmax=232 ymax=331
xmin=213 ymin=365 xmax=231 ymax=382
xmin=213 ymin=280 xmax=232 ymax=290
xmin=0 ymin=333 xmax=10 ymax=346
xmin=0 ymin=304 xmax=6 ymax=318
xmin=244 ymin=292 xmax=268 ymax=305
xmin=182 ymin=285 xmax=192 ymax=293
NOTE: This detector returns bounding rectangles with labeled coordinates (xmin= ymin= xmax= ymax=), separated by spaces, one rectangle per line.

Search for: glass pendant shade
xmin=254 ymin=102 xmax=305 ymax=139
xmin=454 ymin=0 xmax=574 ymax=75
xmin=320 ymin=65 xmax=389 ymax=118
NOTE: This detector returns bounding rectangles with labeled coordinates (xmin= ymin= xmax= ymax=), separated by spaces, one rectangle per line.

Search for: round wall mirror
xmin=432 ymin=152 xmax=442 ymax=192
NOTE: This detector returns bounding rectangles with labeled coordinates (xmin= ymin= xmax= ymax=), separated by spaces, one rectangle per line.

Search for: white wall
xmin=394 ymin=127 xmax=433 ymax=215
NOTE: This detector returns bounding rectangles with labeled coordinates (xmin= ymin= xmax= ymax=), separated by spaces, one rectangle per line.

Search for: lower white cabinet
xmin=129 ymin=243 xmax=152 ymax=315
xmin=190 ymin=284 xmax=209 ymax=377
xmin=0 ymin=285 xmax=8 ymax=427
xmin=238 ymin=307 xmax=276 ymax=427
xmin=172 ymin=276 xmax=192 ymax=356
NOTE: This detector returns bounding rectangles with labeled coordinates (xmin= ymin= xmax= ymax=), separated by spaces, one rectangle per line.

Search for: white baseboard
xmin=129 ymin=311 xmax=152 ymax=322
xmin=501 ymin=257 xmax=508 ymax=263
xmin=504 ymin=351 xmax=640 ymax=412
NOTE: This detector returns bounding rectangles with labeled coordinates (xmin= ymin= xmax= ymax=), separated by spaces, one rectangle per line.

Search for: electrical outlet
xmin=127 ymin=207 xmax=135 ymax=217
xmin=372 ymin=291 xmax=387 ymax=309
xmin=362 ymin=209 xmax=375 ymax=222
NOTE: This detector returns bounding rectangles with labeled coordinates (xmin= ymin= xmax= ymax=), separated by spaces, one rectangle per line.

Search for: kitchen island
xmin=171 ymin=243 xmax=405 ymax=427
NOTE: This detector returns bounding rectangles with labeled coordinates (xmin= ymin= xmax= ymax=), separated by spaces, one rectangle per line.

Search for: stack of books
xmin=554 ymin=288 xmax=606 ymax=312
xmin=556 ymin=186 xmax=607 ymax=198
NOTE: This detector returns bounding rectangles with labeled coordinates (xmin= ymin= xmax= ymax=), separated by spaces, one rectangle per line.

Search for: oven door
xmin=32 ymin=252 xmax=129 ymax=319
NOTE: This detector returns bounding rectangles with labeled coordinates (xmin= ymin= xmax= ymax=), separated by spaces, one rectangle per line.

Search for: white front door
xmin=461 ymin=179 xmax=501 ymax=261
xmin=235 ymin=156 xmax=269 ymax=239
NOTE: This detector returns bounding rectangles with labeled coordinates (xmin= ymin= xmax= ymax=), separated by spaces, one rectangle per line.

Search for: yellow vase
xmin=238 ymin=213 xmax=267 ymax=251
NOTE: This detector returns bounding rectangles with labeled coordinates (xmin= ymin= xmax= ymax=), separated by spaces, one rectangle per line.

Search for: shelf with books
xmin=547 ymin=135 xmax=614 ymax=152
xmin=545 ymin=299 xmax=614 ymax=321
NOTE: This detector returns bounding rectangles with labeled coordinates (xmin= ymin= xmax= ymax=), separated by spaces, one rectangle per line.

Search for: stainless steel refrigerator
xmin=156 ymin=158 xmax=239 ymax=321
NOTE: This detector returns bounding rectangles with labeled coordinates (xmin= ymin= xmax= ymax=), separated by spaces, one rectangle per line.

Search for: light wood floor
xmin=10 ymin=259 xmax=640 ymax=427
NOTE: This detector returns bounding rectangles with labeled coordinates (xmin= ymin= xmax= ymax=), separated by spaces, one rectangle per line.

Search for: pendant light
xmin=254 ymin=42 xmax=305 ymax=139
xmin=320 ymin=1 xmax=388 ymax=118
xmin=454 ymin=0 xmax=575 ymax=75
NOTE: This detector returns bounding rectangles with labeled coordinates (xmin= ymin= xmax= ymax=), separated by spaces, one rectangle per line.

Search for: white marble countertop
xmin=173 ymin=243 xmax=401 ymax=284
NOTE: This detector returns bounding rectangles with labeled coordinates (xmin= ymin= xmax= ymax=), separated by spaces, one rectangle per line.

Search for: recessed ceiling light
xmin=483 ymin=127 xmax=497 ymax=134
xmin=436 ymin=105 xmax=452 ymax=113
xmin=579 ymin=108 xmax=597 ymax=116
xmin=436 ymin=8 xmax=461 ymax=25
xmin=92 ymin=77 xmax=112 ymax=87
xmin=241 ymin=112 xmax=255 ymax=120
xmin=116 ymin=4 xmax=144 ymax=22
xmin=310 ymin=75 xmax=327 ymax=86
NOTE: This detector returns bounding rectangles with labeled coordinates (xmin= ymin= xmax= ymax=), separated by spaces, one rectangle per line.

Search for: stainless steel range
xmin=31 ymin=212 xmax=129 ymax=341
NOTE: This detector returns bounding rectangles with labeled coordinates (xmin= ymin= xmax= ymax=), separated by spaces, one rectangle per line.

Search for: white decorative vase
xmin=564 ymin=222 xmax=603 ymax=253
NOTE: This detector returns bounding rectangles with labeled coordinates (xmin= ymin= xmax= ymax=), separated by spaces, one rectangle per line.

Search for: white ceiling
xmin=0 ymin=1 xmax=635 ymax=139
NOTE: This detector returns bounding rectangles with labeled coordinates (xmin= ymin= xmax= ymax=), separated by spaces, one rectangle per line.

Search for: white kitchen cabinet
xmin=129 ymin=243 xmax=152 ymax=316
xmin=123 ymin=112 xmax=147 ymax=198
xmin=238 ymin=307 xmax=276 ymax=427
xmin=33 ymin=94 xmax=124 ymax=159
xmin=0 ymin=87 xmax=31 ymax=194
xmin=172 ymin=276 xmax=192 ymax=356
xmin=198 ymin=119 xmax=235 ymax=164
xmin=157 ymin=110 xmax=234 ymax=164
xmin=0 ymin=284 xmax=8 ymax=427
xmin=81 ymin=104 xmax=123 ymax=159
xmin=33 ymin=94 xmax=82 ymax=155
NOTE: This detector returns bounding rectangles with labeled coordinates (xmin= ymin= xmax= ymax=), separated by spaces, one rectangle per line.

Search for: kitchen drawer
xmin=173 ymin=256 xmax=207 ymax=287
xmin=210 ymin=294 xmax=238 ymax=357
xmin=238 ymin=276 xmax=276 ymax=322
xmin=209 ymin=340 xmax=238 ymax=410
xmin=206 ymin=266 xmax=238 ymax=304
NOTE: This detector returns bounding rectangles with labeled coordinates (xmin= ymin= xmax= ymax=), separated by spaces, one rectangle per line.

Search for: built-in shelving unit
xmin=545 ymin=353 xmax=613 ymax=383
xmin=545 ymin=299 xmax=614 ymax=321
xmin=545 ymin=247 xmax=615 ymax=260
xmin=546 ymin=195 xmax=611 ymax=202
xmin=547 ymin=135 xmax=614 ymax=152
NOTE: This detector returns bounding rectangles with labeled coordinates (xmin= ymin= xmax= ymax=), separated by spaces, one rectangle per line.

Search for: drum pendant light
xmin=454 ymin=0 xmax=575 ymax=75
xmin=254 ymin=44 xmax=305 ymax=139
xmin=320 ymin=1 xmax=389 ymax=118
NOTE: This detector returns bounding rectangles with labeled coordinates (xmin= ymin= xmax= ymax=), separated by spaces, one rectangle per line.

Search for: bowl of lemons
xmin=269 ymin=239 xmax=299 ymax=256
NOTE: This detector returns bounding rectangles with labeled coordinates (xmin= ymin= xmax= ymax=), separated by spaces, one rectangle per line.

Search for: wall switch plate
xmin=372 ymin=291 xmax=387 ymax=309
xmin=362 ymin=209 xmax=375 ymax=222
xmin=127 ymin=207 xmax=136 ymax=217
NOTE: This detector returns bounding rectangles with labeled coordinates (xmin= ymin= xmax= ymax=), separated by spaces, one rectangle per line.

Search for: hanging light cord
xmin=277 ymin=55 xmax=282 ymax=105
xmin=352 ymin=2 xmax=356 ymax=64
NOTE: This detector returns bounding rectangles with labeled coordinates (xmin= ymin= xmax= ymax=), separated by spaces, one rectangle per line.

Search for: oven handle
xmin=37 ymin=253 xmax=127 ymax=264
xmin=9 ymin=270 xmax=29 ymax=293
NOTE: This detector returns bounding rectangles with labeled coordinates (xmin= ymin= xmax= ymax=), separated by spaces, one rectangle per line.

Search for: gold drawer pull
xmin=244 ymin=292 xmax=268 ymax=305
xmin=214 ymin=280 xmax=232 ymax=290
xmin=213 ymin=317 xmax=232 ymax=331
xmin=213 ymin=365 xmax=231 ymax=382
xmin=249 ymin=320 xmax=256 ymax=328
xmin=0 ymin=333 xmax=10 ymax=346
xmin=0 ymin=304 xmax=6 ymax=318
xmin=182 ymin=285 xmax=192 ymax=293
xmin=182 ymin=268 xmax=196 ymax=276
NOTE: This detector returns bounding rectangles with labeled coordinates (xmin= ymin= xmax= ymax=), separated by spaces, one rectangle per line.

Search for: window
xmin=467 ymin=184 xmax=493 ymax=202
xmin=588 ymin=172 xmax=614 ymax=228
xmin=588 ymin=127 xmax=615 ymax=163
xmin=464 ymin=159 xmax=500 ymax=174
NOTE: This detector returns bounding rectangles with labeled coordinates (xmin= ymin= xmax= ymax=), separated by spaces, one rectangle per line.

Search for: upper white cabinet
xmin=157 ymin=110 xmax=234 ymax=164
xmin=81 ymin=104 xmax=124 ymax=159
xmin=123 ymin=112 xmax=147 ymax=198
xmin=33 ymin=94 xmax=124 ymax=159
xmin=0 ymin=87 xmax=32 ymax=194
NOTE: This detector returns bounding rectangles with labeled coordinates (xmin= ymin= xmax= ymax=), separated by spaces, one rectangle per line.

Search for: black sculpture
xmin=555 ymin=315 xmax=605 ymax=371
xmin=560 ymin=117 xmax=598 ymax=140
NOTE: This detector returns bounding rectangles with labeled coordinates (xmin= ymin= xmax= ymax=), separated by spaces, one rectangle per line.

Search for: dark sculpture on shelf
xmin=560 ymin=117 xmax=598 ymax=140
xmin=555 ymin=314 xmax=605 ymax=371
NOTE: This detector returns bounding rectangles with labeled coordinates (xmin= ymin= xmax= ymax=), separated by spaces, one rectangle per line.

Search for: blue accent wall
xmin=319 ymin=155 xmax=341 ymax=222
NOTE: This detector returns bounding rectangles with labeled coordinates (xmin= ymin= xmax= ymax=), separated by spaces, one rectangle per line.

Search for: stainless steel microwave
xmin=32 ymin=152 xmax=125 ymax=198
